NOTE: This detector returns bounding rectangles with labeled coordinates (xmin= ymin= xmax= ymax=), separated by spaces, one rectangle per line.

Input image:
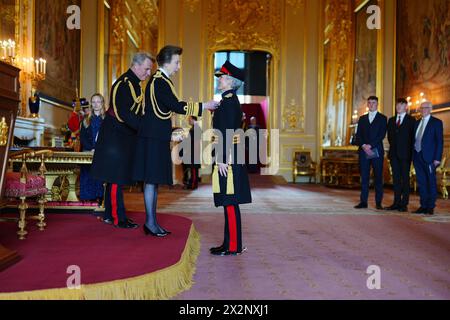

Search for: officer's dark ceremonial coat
xmin=132 ymin=69 xmax=203 ymax=185
xmin=91 ymin=69 xmax=143 ymax=185
xmin=212 ymin=89 xmax=252 ymax=207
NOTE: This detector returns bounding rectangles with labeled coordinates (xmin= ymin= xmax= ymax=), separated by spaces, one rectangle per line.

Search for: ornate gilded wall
xmin=160 ymin=0 xmax=320 ymax=181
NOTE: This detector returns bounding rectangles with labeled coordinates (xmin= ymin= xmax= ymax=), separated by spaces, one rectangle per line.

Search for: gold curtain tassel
xmin=212 ymin=165 xmax=220 ymax=193
xmin=226 ymin=165 xmax=234 ymax=195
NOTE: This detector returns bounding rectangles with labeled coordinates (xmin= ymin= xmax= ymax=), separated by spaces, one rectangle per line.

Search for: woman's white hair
xmin=229 ymin=76 xmax=243 ymax=91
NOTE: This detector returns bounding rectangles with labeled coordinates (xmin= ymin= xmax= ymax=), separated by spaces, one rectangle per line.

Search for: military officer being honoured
xmin=210 ymin=60 xmax=252 ymax=256
xmin=91 ymin=53 xmax=154 ymax=229
xmin=133 ymin=45 xmax=218 ymax=237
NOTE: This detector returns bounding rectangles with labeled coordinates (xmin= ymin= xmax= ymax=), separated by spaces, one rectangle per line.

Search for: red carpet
xmin=0 ymin=212 xmax=200 ymax=299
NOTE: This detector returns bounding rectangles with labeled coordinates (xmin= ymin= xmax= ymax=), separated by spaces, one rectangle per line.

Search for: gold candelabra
xmin=0 ymin=39 xmax=16 ymax=65
xmin=406 ymin=92 xmax=427 ymax=113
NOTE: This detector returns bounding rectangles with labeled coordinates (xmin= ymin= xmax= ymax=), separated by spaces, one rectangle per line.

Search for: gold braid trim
xmin=150 ymin=71 xmax=174 ymax=120
xmin=112 ymin=80 xmax=125 ymax=123
xmin=185 ymin=102 xmax=200 ymax=117
xmin=127 ymin=79 xmax=144 ymax=115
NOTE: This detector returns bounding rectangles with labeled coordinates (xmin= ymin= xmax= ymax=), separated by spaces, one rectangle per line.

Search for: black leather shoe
xmin=210 ymin=245 xmax=225 ymax=253
xmin=354 ymin=203 xmax=368 ymax=209
xmin=211 ymin=248 xmax=246 ymax=256
xmin=385 ymin=204 xmax=400 ymax=211
xmin=103 ymin=217 xmax=113 ymax=225
xmin=426 ymin=208 xmax=434 ymax=215
xmin=159 ymin=227 xmax=171 ymax=235
xmin=116 ymin=220 xmax=139 ymax=229
xmin=413 ymin=207 xmax=427 ymax=214
xmin=376 ymin=203 xmax=384 ymax=210
xmin=398 ymin=206 xmax=408 ymax=212
xmin=143 ymin=225 xmax=167 ymax=237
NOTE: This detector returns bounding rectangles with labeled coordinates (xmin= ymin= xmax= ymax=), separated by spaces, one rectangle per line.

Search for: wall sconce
xmin=351 ymin=110 xmax=358 ymax=124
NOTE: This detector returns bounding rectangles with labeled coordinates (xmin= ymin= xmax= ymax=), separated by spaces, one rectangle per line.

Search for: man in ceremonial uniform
xmin=67 ymin=98 xmax=90 ymax=151
xmin=91 ymin=53 xmax=154 ymax=228
xmin=210 ymin=60 xmax=252 ymax=256
xmin=133 ymin=45 xmax=218 ymax=236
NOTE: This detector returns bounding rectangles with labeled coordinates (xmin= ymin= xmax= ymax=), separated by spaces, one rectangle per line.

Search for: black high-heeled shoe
xmin=159 ymin=227 xmax=171 ymax=235
xmin=143 ymin=225 xmax=167 ymax=237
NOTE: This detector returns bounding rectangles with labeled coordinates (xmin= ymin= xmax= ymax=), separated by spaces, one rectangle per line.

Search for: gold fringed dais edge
xmin=0 ymin=224 xmax=201 ymax=300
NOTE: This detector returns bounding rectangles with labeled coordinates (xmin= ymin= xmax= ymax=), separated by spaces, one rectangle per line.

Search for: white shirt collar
xmin=369 ymin=110 xmax=378 ymax=116
xmin=422 ymin=114 xmax=431 ymax=121
xmin=397 ymin=112 xmax=406 ymax=118
xmin=159 ymin=68 xmax=170 ymax=78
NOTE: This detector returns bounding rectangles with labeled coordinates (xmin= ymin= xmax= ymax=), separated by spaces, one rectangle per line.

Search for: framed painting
xmin=35 ymin=0 xmax=81 ymax=106
xmin=396 ymin=0 xmax=450 ymax=113
xmin=351 ymin=0 xmax=379 ymax=117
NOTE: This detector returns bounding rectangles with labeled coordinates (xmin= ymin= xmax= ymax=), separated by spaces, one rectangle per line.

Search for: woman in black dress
xmin=133 ymin=45 xmax=218 ymax=236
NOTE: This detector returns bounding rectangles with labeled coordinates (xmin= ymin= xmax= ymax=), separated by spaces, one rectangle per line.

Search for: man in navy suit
xmin=354 ymin=96 xmax=387 ymax=210
xmin=412 ymin=102 xmax=444 ymax=215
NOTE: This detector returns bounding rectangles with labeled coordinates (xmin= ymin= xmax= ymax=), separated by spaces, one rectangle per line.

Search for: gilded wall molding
xmin=110 ymin=0 xmax=158 ymax=75
xmin=286 ymin=0 xmax=304 ymax=15
xmin=322 ymin=0 xmax=353 ymax=146
xmin=184 ymin=0 xmax=200 ymax=13
xmin=206 ymin=0 xmax=282 ymax=56
xmin=282 ymin=99 xmax=305 ymax=133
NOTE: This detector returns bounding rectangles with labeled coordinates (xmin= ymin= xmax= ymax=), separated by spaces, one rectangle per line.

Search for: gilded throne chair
xmin=293 ymin=150 xmax=317 ymax=184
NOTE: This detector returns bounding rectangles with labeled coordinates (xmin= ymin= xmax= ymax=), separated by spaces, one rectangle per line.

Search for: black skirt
xmin=213 ymin=164 xmax=252 ymax=207
xmin=133 ymin=137 xmax=173 ymax=185
xmin=90 ymin=116 xmax=137 ymax=185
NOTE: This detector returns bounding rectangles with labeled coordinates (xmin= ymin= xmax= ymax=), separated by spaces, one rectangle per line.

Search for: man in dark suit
xmin=412 ymin=101 xmax=444 ymax=215
xmin=91 ymin=53 xmax=154 ymax=229
xmin=386 ymin=98 xmax=416 ymax=212
xmin=354 ymin=96 xmax=387 ymax=210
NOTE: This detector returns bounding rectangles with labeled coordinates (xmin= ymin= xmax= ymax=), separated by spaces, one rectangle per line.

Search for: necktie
xmin=396 ymin=116 xmax=401 ymax=127
xmin=414 ymin=120 xmax=425 ymax=152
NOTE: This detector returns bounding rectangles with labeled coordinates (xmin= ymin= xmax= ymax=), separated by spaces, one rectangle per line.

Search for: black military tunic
xmin=212 ymin=89 xmax=252 ymax=207
xmin=132 ymin=69 xmax=203 ymax=185
xmin=91 ymin=69 xmax=143 ymax=185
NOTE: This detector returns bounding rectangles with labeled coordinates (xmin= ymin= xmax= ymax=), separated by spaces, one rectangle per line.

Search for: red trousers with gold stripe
xmin=104 ymin=183 xmax=127 ymax=225
xmin=223 ymin=204 xmax=242 ymax=252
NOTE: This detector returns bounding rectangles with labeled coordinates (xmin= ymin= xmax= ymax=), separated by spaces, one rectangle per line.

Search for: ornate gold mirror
xmin=0 ymin=0 xmax=16 ymax=42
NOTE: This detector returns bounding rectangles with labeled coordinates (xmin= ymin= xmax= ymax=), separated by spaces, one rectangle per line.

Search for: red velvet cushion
xmin=5 ymin=172 xmax=48 ymax=198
